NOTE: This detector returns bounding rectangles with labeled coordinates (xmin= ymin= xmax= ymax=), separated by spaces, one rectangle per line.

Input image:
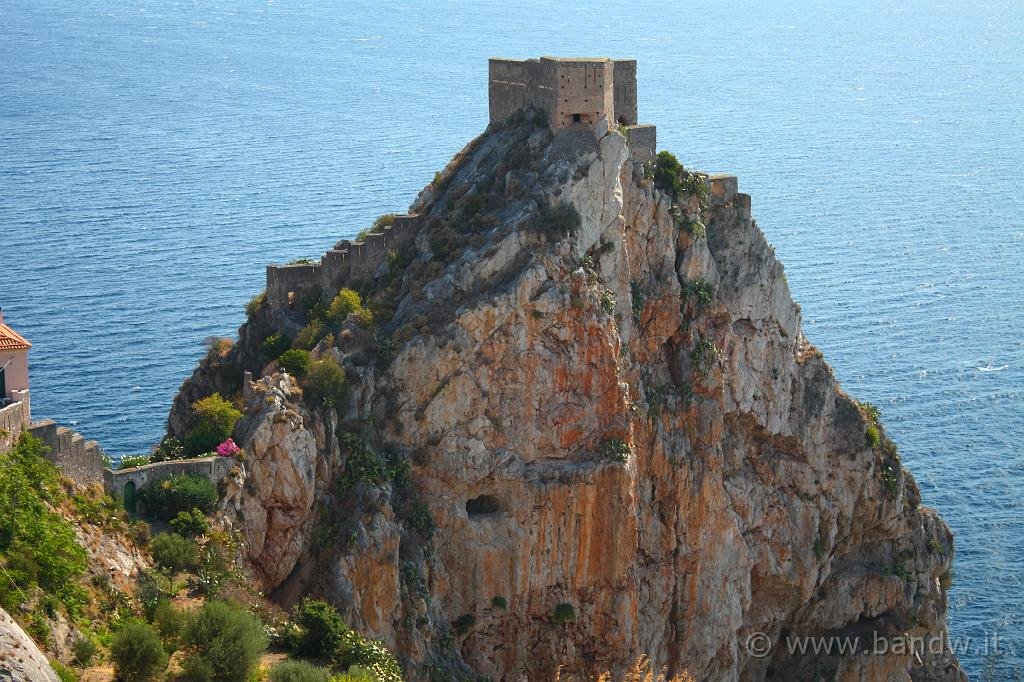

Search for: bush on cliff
xmin=0 ymin=433 xmax=88 ymax=615
xmin=328 ymin=288 xmax=373 ymax=328
xmin=110 ymin=621 xmax=168 ymax=682
xmin=303 ymin=357 xmax=347 ymax=408
xmin=269 ymin=660 xmax=332 ymax=682
xmin=150 ymin=532 xmax=199 ymax=573
xmin=526 ymin=201 xmax=580 ymax=241
xmin=170 ymin=507 xmax=210 ymax=537
xmin=290 ymin=598 xmax=402 ymax=680
xmin=183 ymin=393 xmax=243 ymax=457
xmin=138 ymin=473 xmax=218 ymax=521
xmin=261 ymin=332 xmax=293 ymax=363
xmin=277 ymin=348 xmax=312 ymax=378
xmin=184 ymin=600 xmax=268 ymax=682
xmin=651 ymin=151 xmax=708 ymax=206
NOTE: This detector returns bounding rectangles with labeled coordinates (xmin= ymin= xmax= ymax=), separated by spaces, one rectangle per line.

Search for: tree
xmin=303 ymin=357 xmax=347 ymax=407
xmin=110 ymin=621 xmax=168 ymax=682
xmin=184 ymin=393 xmax=242 ymax=457
xmin=277 ymin=349 xmax=312 ymax=378
xmin=185 ymin=601 xmax=267 ymax=682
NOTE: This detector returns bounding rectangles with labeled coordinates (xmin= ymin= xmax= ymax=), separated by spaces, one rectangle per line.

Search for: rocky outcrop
xmin=0 ymin=607 xmax=58 ymax=682
xmin=193 ymin=114 xmax=962 ymax=681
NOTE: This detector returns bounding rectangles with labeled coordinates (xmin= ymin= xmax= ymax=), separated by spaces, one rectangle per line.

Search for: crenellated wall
xmin=28 ymin=419 xmax=105 ymax=485
xmin=266 ymin=213 xmax=420 ymax=312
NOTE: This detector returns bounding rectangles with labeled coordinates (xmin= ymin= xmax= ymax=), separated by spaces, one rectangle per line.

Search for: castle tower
xmin=488 ymin=56 xmax=654 ymax=159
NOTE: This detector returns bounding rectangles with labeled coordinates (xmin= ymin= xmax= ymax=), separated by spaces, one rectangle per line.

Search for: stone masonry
xmin=266 ymin=213 xmax=420 ymax=311
xmin=488 ymin=56 xmax=656 ymax=160
xmin=266 ymin=58 xmax=664 ymax=314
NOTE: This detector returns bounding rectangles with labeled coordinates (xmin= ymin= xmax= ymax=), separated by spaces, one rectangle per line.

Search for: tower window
xmin=572 ymin=113 xmax=581 ymax=123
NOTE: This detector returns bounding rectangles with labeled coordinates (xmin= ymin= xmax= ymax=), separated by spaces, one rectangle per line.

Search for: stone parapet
xmin=624 ymin=124 xmax=657 ymax=162
xmin=28 ymin=418 xmax=105 ymax=485
xmin=267 ymin=213 xmax=420 ymax=313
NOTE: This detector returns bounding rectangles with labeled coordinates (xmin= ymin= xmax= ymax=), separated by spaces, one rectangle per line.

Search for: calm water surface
xmin=2 ymin=1 xmax=1022 ymax=676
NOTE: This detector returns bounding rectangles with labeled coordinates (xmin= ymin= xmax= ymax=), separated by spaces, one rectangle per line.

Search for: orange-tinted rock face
xmin=215 ymin=119 xmax=963 ymax=681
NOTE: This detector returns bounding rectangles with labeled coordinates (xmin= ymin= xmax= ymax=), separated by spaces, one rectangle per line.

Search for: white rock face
xmin=0 ymin=608 xmax=58 ymax=682
xmin=221 ymin=121 xmax=963 ymax=681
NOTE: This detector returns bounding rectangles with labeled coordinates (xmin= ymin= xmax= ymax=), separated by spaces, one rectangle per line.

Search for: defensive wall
xmin=266 ymin=213 xmax=421 ymax=311
xmin=708 ymin=173 xmax=752 ymax=214
xmin=104 ymin=456 xmax=234 ymax=501
xmin=0 ymin=395 xmax=30 ymax=453
xmin=28 ymin=419 xmax=106 ymax=486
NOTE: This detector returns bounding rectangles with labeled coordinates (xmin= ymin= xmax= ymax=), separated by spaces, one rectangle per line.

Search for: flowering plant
xmin=216 ymin=438 xmax=241 ymax=457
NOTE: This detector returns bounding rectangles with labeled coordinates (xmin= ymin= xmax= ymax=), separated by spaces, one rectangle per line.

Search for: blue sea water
xmin=1 ymin=0 xmax=1021 ymax=676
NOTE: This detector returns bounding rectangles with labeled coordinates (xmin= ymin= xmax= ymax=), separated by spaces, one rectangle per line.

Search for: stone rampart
xmin=624 ymin=124 xmax=657 ymax=162
xmin=267 ymin=213 xmax=420 ymax=312
xmin=0 ymin=399 xmax=30 ymax=453
xmin=104 ymin=455 xmax=234 ymax=499
xmin=28 ymin=419 xmax=105 ymax=486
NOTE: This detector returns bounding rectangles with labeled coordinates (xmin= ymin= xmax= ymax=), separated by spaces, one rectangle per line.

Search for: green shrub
xmin=652 ymin=151 xmax=708 ymax=206
xmin=150 ymin=533 xmax=199 ymax=573
xmin=180 ymin=654 xmax=215 ymax=682
xmin=865 ymin=424 xmax=882 ymax=448
xmin=630 ymin=280 xmax=645 ymax=324
xmin=303 ymin=357 xmax=347 ymax=408
xmin=681 ymin=279 xmax=714 ymax=311
xmin=150 ymin=436 xmax=184 ymax=463
xmin=110 ymin=621 xmax=168 ymax=682
xmin=599 ymin=438 xmax=631 ymax=463
xmin=138 ymin=473 xmax=218 ymax=521
xmin=0 ymin=434 xmax=88 ymax=615
xmin=50 ymin=660 xmax=76 ymax=682
xmin=293 ymin=598 xmax=348 ymax=660
xmin=337 ymin=433 xmax=389 ymax=493
xmin=269 ymin=659 xmax=332 ymax=682
xmin=245 ymin=291 xmax=266 ymax=318
xmin=328 ymin=288 xmax=361 ymax=325
xmin=184 ymin=393 xmax=242 ymax=457
xmin=186 ymin=601 xmax=267 ymax=682
xmin=599 ymin=290 xmax=616 ymax=315
xmin=151 ymin=600 xmax=189 ymax=653
xmin=295 ymin=319 xmax=328 ymax=350
xmin=491 ymin=595 xmax=508 ymax=610
xmin=72 ymin=633 xmax=98 ymax=665
xmin=526 ymin=201 xmax=580 ymax=241
xmin=170 ymin=508 xmax=210 ymax=537
xmin=691 ymin=336 xmax=722 ymax=374
xmin=137 ymin=568 xmax=173 ymax=620
xmin=118 ymin=454 xmax=150 ymax=470
xmin=276 ymin=348 xmax=312 ymax=378
xmin=553 ymin=602 xmax=576 ymax=623
xmin=261 ymin=332 xmax=292 ymax=363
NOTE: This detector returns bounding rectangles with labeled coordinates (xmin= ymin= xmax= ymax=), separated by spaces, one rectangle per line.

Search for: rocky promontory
xmin=169 ymin=111 xmax=964 ymax=681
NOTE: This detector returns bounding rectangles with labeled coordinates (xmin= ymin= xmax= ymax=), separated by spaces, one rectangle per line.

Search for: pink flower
xmin=216 ymin=438 xmax=241 ymax=457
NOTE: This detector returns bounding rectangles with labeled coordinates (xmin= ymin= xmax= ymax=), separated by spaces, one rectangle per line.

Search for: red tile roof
xmin=0 ymin=324 xmax=31 ymax=351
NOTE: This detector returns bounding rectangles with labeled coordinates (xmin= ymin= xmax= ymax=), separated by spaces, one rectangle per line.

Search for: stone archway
xmin=122 ymin=480 xmax=136 ymax=514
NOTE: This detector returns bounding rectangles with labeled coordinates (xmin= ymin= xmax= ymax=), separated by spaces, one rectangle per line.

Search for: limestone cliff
xmin=176 ymin=113 xmax=964 ymax=681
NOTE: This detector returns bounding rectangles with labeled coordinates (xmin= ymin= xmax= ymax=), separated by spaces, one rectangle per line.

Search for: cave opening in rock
xmin=466 ymin=495 xmax=502 ymax=517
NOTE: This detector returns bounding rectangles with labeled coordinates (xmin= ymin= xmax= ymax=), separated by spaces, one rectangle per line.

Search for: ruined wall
xmin=28 ymin=419 xmax=105 ymax=485
xmin=266 ymin=214 xmax=420 ymax=312
xmin=612 ymin=60 xmax=637 ymax=125
xmin=624 ymin=123 xmax=657 ymax=162
xmin=104 ymin=455 xmax=233 ymax=498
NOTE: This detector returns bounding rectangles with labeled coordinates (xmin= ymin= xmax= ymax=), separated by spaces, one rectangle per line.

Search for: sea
xmin=1 ymin=0 xmax=1021 ymax=676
